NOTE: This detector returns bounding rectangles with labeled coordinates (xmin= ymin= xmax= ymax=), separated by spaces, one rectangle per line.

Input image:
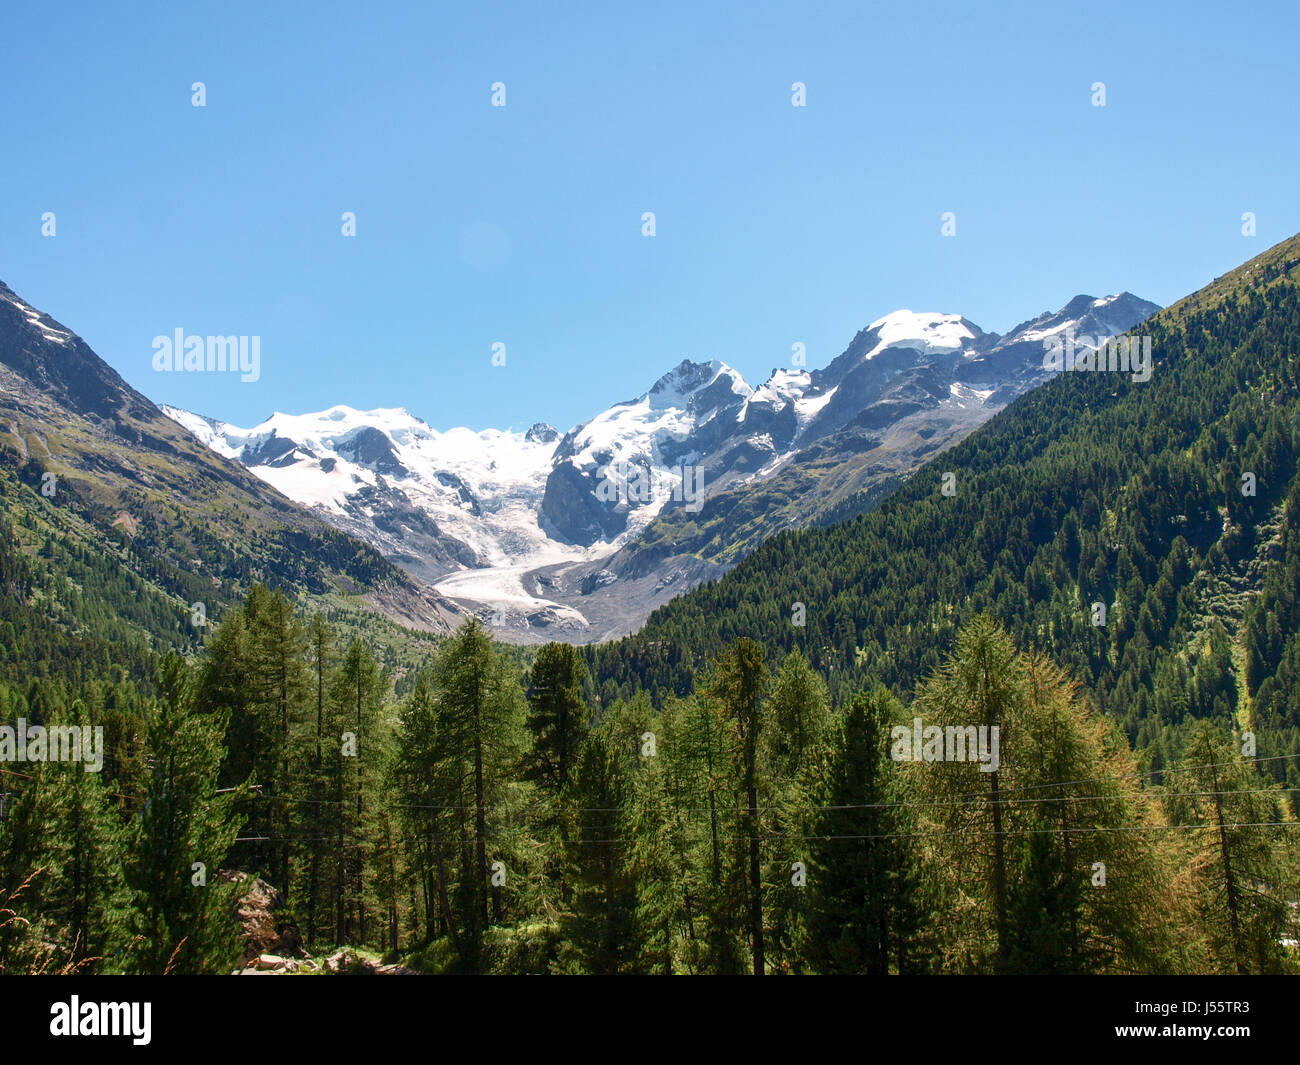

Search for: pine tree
xmin=1163 ymin=722 xmax=1295 ymax=974
xmin=127 ymin=654 xmax=246 ymax=974
xmin=367 ymin=728 xmax=404 ymax=954
xmin=912 ymin=616 xmax=1022 ymax=971
xmin=624 ymin=717 xmax=682 ymax=974
xmin=916 ymin=626 xmax=1181 ymax=973
xmin=806 ymin=688 xmax=922 ymax=973
xmin=427 ymin=618 xmax=527 ymax=969
xmin=33 ymin=699 xmax=133 ymax=971
xmin=328 ymin=637 xmax=385 ymax=945
xmin=393 ymin=671 xmax=460 ymax=954
xmin=523 ymin=642 xmax=589 ymax=907
xmin=1009 ymin=653 xmax=1175 ymax=974
xmin=194 ymin=606 xmax=252 ymax=790
xmin=651 ymin=694 xmax=725 ymax=974
xmin=765 ymin=649 xmax=831 ymax=779
xmin=558 ymin=710 xmax=638 ymax=973
xmin=302 ymin=611 xmax=333 ymax=947
xmin=1003 ymin=821 xmax=1085 ymax=974
xmin=524 ymin=642 xmax=589 ymax=795
xmin=707 ymin=638 xmax=769 ymax=975
xmin=242 ymin=585 xmax=308 ymax=900
xmin=763 ymin=650 xmax=831 ymax=971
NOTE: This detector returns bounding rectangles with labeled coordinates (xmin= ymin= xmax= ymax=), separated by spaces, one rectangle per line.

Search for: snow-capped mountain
xmin=160 ymin=403 xmax=567 ymax=583
xmin=166 ymin=291 xmax=1159 ymax=641
xmin=0 ymin=277 xmax=459 ymax=636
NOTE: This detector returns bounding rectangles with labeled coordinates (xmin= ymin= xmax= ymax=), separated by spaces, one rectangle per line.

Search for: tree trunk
xmin=427 ymin=768 xmax=462 ymax=958
xmin=473 ymin=660 xmax=489 ymax=930
xmin=985 ymin=661 xmax=1008 ymax=970
xmin=1209 ymin=753 xmax=1248 ymax=975
xmin=356 ymin=668 xmax=365 ymax=945
xmin=747 ymin=777 xmax=764 ymax=976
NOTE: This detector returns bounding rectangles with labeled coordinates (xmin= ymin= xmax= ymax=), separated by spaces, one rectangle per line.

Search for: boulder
xmin=221 ymin=870 xmax=306 ymax=963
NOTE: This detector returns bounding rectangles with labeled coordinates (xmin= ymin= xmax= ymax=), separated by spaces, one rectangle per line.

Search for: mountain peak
xmin=646 ymin=358 xmax=750 ymax=410
xmin=862 ymin=310 xmax=980 ymax=360
xmin=651 ymin=357 xmax=731 ymax=388
xmin=525 ymin=422 xmax=559 ymax=445
xmin=1058 ymin=293 xmax=1099 ymax=318
xmin=156 ymin=282 xmax=1159 ymax=641
xmin=0 ymin=278 xmax=146 ymax=421
xmin=994 ymin=292 xmax=1161 ymax=351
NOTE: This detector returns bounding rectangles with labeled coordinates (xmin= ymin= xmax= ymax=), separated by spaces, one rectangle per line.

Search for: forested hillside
xmin=588 ymin=234 xmax=1300 ymax=801
xmin=2 ymin=239 xmax=1298 ymax=976
xmin=3 ymin=597 xmax=1292 ymax=975
xmin=0 ymin=279 xmax=460 ymax=651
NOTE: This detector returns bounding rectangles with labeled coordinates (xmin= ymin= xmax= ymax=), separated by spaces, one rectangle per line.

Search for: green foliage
xmin=1162 ymin=722 xmax=1296 ymax=973
xmin=588 ymin=234 xmax=1300 ymax=812
xmin=126 ymin=654 xmax=246 ymax=974
xmin=805 ymin=688 xmax=923 ymax=974
xmin=5 ymin=236 xmax=1300 ymax=974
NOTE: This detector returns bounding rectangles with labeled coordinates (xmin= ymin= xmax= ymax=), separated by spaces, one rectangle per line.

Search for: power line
xmin=4 ymin=748 xmax=1295 ymax=823
xmin=241 ymin=821 xmax=1300 ymax=846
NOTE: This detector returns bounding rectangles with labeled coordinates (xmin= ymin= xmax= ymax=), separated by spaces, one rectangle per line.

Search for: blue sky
xmin=2 ymin=0 xmax=1297 ymax=433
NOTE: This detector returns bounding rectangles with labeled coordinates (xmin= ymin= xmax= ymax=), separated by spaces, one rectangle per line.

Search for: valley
xmin=164 ymin=294 xmax=1159 ymax=642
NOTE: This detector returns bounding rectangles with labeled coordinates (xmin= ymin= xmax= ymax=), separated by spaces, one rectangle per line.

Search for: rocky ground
xmin=224 ymin=870 xmax=417 ymax=976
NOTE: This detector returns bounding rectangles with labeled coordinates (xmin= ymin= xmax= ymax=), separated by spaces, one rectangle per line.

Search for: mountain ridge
xmin=164 ymin=290 xmax=1159 ymax=642
xmin=583 ymin=231 xmax=1300 ymax=806
xmin=0 ymin=280 xmax=461 ymax=648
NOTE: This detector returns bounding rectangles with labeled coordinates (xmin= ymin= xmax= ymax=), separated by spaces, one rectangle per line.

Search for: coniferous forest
xmin=3 ymin=242 xmax=1300 ymax=979
xmin=2 ymin=589 xmax=1295 ymax=976
xmin=3 ymin=249 xmax=1300 ymax=979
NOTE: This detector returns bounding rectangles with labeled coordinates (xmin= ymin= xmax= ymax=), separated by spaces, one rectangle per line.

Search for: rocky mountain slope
xmin=166 ymin=292 xmax=1158 ymax=642
xmin=584 ymin=232 xmax=1300 ymax=814
xmin=0 ymin=280 xmax=459 ymax=643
